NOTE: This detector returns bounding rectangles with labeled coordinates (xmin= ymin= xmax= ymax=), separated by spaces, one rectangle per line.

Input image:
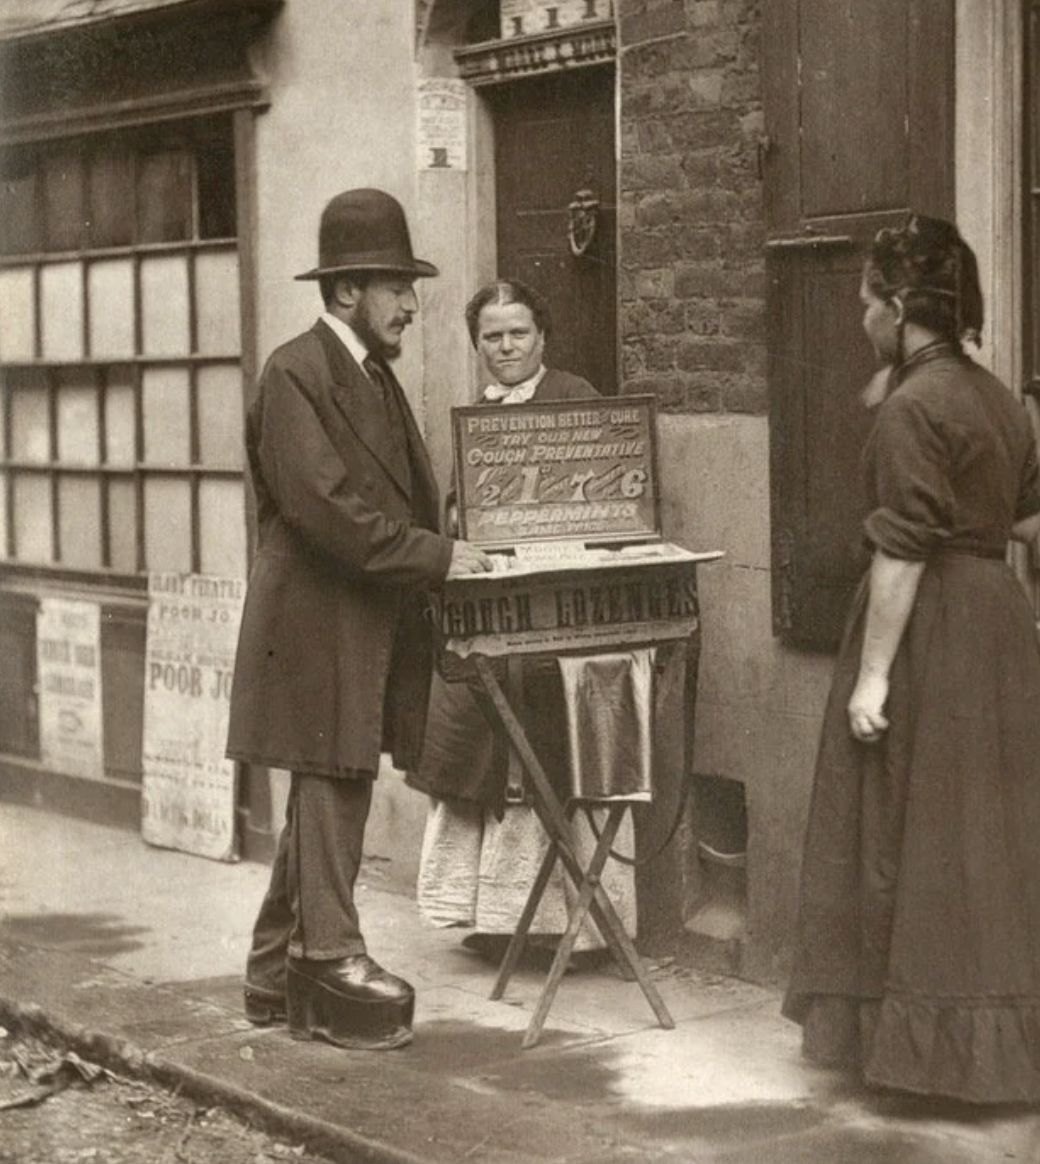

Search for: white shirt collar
xmin=321 ymin=311 xmax=372 ymax=374
xmin=483 ymin=364 xmax=547 ymax=405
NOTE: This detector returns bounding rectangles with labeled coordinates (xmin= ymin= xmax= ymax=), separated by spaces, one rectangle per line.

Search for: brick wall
xmin=618 ymin=0 xmax=766 ymax=414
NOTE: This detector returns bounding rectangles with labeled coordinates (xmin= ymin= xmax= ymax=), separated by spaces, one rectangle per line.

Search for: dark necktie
xmin=363 ymin=355 xmax=411 ymax=487
xmin=363 ymin=354 xmax=392 ymax=408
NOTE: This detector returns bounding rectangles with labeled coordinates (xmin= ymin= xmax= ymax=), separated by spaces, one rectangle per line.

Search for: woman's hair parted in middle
xmin=464 ymin=278 xmax=553 ymax=347
xmin=865 ymin=214 xmax=984 ymax=347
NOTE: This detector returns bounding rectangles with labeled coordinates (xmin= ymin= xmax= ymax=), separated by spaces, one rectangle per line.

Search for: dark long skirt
xmin=783 ymin=552 xmax=1040 ymax=1103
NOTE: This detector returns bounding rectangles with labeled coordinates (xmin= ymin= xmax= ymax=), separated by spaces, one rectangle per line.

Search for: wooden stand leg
xmin=576 ymin=806 xmax=637 ymax=982
xmin=521 ymin=804 xmax=625 ymax=1049
xmin=489 ymin=832 xmax=559 ymax=1000
xmin=473 ymin=657 xmax=675 ymax=1047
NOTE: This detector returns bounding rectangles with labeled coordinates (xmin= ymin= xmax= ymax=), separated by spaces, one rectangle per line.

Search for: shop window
xmin=196 ymin=366 xmax=244 ymax=465
xmin=88 ymin=261 xmax=135 ymax=357
xmin=0 ymin=116 xmax=246 ymax=579
xmin=12 ymin=475 xmax=53 ymax=563
xmin=107 ymin=480 xmax=137 ymax=573
xmin=0 ymin=156 xmax=40 ymax=256
xmin=10 ymin=373 xmax=50 ymax=463
xmin=144 ymin=477 xmax=193 ymax=570
xmin=40 ymin=262 xmax=84 ymax=360
xmin=142 ymin=368 xmax=192 ymax=463
xmin=88 ymin=150 xmax=135 ymax=250
xmin=55 ymin=371 xmax=100 ymax=464
xmin=103 ymin=372 xmax=137 ymax=466
xmin=58 ymin=476 xmax=103 ymax=568
xmin=0 ymin=268 xmax=35 ymax=360
xmin=136 ymin=150 xmax=193 ymax=244
xmin=196 ymin=145 xmax=237 ymax=241
xmin=43 ymin=151 xmax=86 ymax=253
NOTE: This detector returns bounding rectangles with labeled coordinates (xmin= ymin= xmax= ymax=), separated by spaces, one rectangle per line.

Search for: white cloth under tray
xmin=557 ymin=649 xmax=655 ymax=802
xmin=416 ymin=797 xmax=637 ymax=948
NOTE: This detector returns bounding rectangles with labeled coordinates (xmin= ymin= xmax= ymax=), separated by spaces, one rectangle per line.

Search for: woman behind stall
xmin=783 ymin=215 xmax=1040 ymax=1103
xmin=409 ymin=278 xmax=637 ymax=953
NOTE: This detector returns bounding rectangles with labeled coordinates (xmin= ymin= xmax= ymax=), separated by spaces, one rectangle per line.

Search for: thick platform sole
xmin=244 ymin=984 xmax=287 ymax=1026
xmin=286 ymin=964 xmax=414 ymax=1051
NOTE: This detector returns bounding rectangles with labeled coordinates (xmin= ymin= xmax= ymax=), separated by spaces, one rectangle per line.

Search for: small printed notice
xmin=417 ymin=79 xmax=467 ymax=171
xmin=514 ymin=539 xmax=589 ymax=563
xmin=141 ymin=573 xmax=246 ymax=862
xmin=37 ymin=598 xmax=104 ymax=779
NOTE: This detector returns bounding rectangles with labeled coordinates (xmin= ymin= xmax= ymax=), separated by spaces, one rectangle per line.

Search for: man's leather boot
xmin=286 ymin=954 xmax=415 ymax=1050
xmin=244 ymin=982 xmax=287 ymax=1026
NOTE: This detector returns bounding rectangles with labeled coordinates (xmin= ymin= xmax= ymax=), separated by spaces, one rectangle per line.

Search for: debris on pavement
xmin=0 ymin=1029 xmax=122 ymax=1111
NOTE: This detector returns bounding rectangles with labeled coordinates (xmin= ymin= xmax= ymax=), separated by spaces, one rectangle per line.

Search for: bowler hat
xmin=295 ymin=188 xmax=438 ymax=280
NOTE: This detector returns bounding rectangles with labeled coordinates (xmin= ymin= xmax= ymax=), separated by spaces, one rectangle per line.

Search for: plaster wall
xmin=657 ymin=413 xmax=830 ymax=983
xmin=251 ymin=0 xmax=429 ymax=414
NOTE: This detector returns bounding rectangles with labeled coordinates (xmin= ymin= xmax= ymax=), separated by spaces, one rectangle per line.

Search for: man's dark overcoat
xmin=227 ymin=320 xmax=453 ymax=777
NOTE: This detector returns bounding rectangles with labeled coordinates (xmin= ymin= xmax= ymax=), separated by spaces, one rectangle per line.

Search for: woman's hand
xmin=848 ymin=672 xmax=889 ymax=743
xmin=850 ymin=551 xmax=924 ymax=744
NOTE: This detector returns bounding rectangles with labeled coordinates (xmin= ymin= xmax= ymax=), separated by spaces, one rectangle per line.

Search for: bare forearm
xmin=1012 ymin=511 xmax=1040 ymax=543
xmin=859 ymin=550 xmax=926 ymax=680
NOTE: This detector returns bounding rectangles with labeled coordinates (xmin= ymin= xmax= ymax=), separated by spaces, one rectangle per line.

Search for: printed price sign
xmin=451 ymin=395 xmax=662 ymax=549
xmin=141 ymin=573 xmax=245 ymax=862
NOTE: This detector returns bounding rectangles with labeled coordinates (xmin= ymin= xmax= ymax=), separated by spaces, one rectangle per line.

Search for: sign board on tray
xmin=451 ymin=395 xmax=661 ymax=551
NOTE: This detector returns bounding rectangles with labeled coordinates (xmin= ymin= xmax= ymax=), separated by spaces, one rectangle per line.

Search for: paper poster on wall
xmin=36 ymin=598 xmax=104 ymax=779
xmin=141 ymin=573 xmax=246 ymax=862
xmin=417 ymin=79 xmax=467 ymax=171
xmin=500 ymin=0 xmax=613 ymax=39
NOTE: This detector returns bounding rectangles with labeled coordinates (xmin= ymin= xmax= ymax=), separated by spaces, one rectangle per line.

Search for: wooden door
xmin=487 ymin=65 xmax=617 ymax=394
xmin=763 ymin=0 xmax=955 ymax=648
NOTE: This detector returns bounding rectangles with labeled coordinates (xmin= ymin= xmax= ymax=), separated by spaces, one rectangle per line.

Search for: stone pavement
xmin=1 ymin=800 xmax=1039 ymax=1163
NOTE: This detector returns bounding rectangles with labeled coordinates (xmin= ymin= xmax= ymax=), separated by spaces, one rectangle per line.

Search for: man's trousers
xmin=246 ymin=770 xmax=373 ymax=991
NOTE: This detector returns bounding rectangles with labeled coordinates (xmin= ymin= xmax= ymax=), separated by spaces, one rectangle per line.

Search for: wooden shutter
xmin=762 ymin=0 xmax=955 ymax=649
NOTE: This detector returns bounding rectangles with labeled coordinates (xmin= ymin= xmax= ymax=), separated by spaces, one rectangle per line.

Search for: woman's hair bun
xmin=867 ymin=214 xmax=983 ymax=346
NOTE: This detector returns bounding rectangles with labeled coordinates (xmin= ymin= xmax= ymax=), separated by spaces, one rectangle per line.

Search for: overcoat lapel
xmin=313 ymin=321 xmax=412 ymax=499
xmin=384 ymin=371 xmax=442 ymax=532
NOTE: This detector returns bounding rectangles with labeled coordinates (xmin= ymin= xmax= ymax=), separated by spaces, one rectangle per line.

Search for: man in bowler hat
xmin=227 ymin=188 xmax=493 ymax=1050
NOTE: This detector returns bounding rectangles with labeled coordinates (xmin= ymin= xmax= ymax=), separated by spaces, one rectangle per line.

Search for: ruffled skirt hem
xmin=791 ymin=993 xmax=1040 ymax=1104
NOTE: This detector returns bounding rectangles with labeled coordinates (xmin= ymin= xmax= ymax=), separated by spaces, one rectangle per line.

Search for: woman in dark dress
xmin=783 ymin=215 xmax=1040 ymax=1103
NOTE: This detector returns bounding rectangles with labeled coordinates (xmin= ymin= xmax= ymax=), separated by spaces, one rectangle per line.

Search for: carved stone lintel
xmin=453 ymin=19 xmax=615 ymax=86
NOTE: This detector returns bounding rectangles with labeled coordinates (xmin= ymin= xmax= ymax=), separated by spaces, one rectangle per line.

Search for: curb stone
xmin=0 ymin=996 xmax=428 ymax=1164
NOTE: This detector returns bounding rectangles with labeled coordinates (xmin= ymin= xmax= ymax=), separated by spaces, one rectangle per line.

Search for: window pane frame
xmin=0 ymin=114 xmax=247 ymax=581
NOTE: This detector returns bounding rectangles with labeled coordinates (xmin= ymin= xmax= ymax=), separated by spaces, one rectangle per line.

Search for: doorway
xmin=485 ymin=65 xmax=617 ymax=394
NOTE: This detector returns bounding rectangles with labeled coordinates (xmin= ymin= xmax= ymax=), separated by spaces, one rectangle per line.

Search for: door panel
xmin=763 ymin=0 xmax=955 ymax=648
xmin=488 ymin=66 xmax=617 ymax=395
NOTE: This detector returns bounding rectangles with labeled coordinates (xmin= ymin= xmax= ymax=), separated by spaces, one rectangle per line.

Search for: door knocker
xmin=567 ymin=188 xmax=600 ymax=258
